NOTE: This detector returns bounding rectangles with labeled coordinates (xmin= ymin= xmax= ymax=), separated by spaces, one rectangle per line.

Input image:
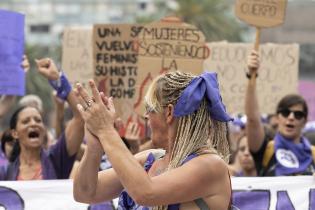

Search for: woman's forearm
xmin=73 ymin=147 xmax=102 ymax=203
xmin=98 ymin=129 xmax=153 ymax=201
xmin=65 ymin=91 xmax=84 ymax=156
xmin=245 ymin=74 xmax=265 ymax=152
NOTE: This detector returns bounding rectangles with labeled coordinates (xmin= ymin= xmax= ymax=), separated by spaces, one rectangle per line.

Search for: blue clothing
xmin=174 ymin=72 xmax=233 ymax=122
xmin=274 ymin=133 xmax=313 ymax=175
xmin=89 ymin=202 xmax=114 ymax=210
xmin=117 ymin=153 xmax=197 ymax=210
xmin=0 ymin=150 xmax=8 ymax=167
xmin=252 ymin=133 xmax=315 ymax=176
xmin=100 ymin=154 xmax=112 ymax=171
xmin=0 ymin=132 xmax=76 ymax=180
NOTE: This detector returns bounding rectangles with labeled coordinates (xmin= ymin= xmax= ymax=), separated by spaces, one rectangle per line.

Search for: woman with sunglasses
xmin=245 ymin=50 xmax=315 ymax=176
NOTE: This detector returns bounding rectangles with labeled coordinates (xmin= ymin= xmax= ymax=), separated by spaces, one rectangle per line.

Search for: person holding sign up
xmin=245 ymin=50 xmax=315 ymax=176
xmin=0 ymin=58 xmax=84 ymax=180
xmin=73 ymin=71 xmax=232 ymax=210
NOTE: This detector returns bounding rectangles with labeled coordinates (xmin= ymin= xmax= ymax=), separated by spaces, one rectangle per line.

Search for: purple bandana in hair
xmin=274 ymin=133 xmax=313 ymax=175
xmin=174 ymin=72 xmax=233 ymax=122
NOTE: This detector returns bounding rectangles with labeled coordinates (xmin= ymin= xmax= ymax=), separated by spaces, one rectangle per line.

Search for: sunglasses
xmin=145 ymin=104 xmax=156 ymax=114
xmin=278 ymin=109 xmax=306 ymax=120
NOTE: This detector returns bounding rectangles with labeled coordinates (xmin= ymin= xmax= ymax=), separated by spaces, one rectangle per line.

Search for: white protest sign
xmin=204 ymin=42 xmax=299 ymax=114
xmin=231 ymin=176 xmax=315 ymax=210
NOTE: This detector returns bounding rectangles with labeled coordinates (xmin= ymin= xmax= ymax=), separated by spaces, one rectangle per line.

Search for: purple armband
xmin=49 ymin=72 xmax=72 ymax=101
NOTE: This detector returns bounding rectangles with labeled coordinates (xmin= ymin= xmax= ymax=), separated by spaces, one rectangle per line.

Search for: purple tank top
xmin=117 ymin=153 xmax=197 ymax=210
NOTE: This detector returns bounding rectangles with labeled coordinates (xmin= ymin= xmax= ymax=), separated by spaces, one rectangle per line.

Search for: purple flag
xmin=0 ymin=9 xmax=25 ymax=96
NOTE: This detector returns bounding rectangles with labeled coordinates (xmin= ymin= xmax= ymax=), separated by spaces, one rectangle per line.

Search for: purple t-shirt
xmin=0 ymin=150 xmax=8 ymax=167
xmin=117 ymin=153 xmax=198 ymax=210
xmin=0 ymin=132 xmax=76 ymax=180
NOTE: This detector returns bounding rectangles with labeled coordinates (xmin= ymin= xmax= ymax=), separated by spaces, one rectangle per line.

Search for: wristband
xmin=49 ymin=72 xmax=72 ymax=101
xmin=246 ymin=72 xmax=258 ymax=79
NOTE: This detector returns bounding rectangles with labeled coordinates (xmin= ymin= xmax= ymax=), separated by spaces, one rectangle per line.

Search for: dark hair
xmin=9 ymin=141 xmax=20 ymax=162
xmin=1 ymin=129 xmax=14 ymax=154
xmin=235 ymin=134 xmax=246 ymax=152
xmin=266 ymin=114 xmax=276 ymax=123
xmin=276 ymin=94 xmax=308 ymax=118
xmin=8 ymin=106 xmax=41 ymax=162
xmin=229 ymin=133 xmax=245 ymax=164
xmin=10 ymin=106 xmax=28 ymax=130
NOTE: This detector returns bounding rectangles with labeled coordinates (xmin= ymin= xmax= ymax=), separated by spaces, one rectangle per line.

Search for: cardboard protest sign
xmin=135 ymin=17 xmax=209 ymax=115
xmin=204 ymin=42 xmax=299 ymax=114
xmin=235 ymin=0 xmax=287 ymax=28
xmin=298 ymin=81 xmax=315 ymax=121
xmin=93 ymin=24 xmax=144 ymax=136
xmin=235 ymin=0 xmax=288 ymax=51
xmin=0 ymin=9 xmax=25 ymax=95
xmin=62 ymin=26 xmax=93 ymax=90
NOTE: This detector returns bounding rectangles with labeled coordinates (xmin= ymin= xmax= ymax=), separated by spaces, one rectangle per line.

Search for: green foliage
xmin=136 ymin=0 xmax=247 ymax=42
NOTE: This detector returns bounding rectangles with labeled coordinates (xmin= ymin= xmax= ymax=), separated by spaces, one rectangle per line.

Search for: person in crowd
xmin=1 ymin=130 xmax=15 ymax=160
xmin=18 ymin=94 xmax=43 ymax=113
xmin=122 ymin=122 xmax=141 ymax=154
xmin=302 ymin=121 xmax=315 ymax=146
xmin=229 ymin=135 xmax=256 ymax=177
xmin=52 ymin=90 xmax=66 ymax=139
xmin=73 ymin=71 xmax=232 ymax=210
xmin=0 ymin=58 xmax=84 ymax=180
xmin=245 ymin=50 xmax=315 ymax=176
xmin=17 ymin=94 xmax=56 ymax=149
xmin=0 ymin=130 xmax=15 ymax=167
xmin=227 ymin=115 xmax=246 ymax=171
xmin=267 ymin=114 xmax=278 ymax=133
xmin=227 ymin=128 xmax=242 ymax=174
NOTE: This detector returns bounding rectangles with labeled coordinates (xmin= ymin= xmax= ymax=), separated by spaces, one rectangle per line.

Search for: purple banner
xmin=0 ymin=186 xmax=24 ymax=210
xmin=299 ymin=80 xmax=315 ymax=121
xmin=0 ymin=9 xmax=25 ymax=96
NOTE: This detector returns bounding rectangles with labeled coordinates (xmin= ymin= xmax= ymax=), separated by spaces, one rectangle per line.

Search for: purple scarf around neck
xmin=274 ymin=133 xmax=313 ymax=176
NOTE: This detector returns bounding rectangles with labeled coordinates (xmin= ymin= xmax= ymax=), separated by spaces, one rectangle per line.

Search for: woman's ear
xmin=11 ymin=129 xmax=18 ymax=140
xmin=165 ymin=104 xmax=175 ymax=124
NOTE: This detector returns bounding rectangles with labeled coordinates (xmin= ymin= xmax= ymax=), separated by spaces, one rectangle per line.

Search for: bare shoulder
xmin=186 ymin=153 xmax=228 ymax=179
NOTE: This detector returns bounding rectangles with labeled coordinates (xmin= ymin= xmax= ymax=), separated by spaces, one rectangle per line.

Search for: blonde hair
xmin=144 ymin=71 xmax=230 ymax=210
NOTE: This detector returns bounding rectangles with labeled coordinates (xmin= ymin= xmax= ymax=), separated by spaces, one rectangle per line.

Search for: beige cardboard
xmin=135 ymin=17 xmax=209 ymax=115
xmin=235 ymin=0 xmax=287 ymax=28
xmin=93 ymin=24 xmax=144 ymax=135
xmin=204 ymin=42 xmax=299 ymax=115
xmin=62 ymin=26 xmax=93 ymax=89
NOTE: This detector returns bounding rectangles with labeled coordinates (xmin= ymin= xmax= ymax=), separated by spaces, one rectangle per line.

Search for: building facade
xmin=0 ymin=0 xmax=160 ymax=45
